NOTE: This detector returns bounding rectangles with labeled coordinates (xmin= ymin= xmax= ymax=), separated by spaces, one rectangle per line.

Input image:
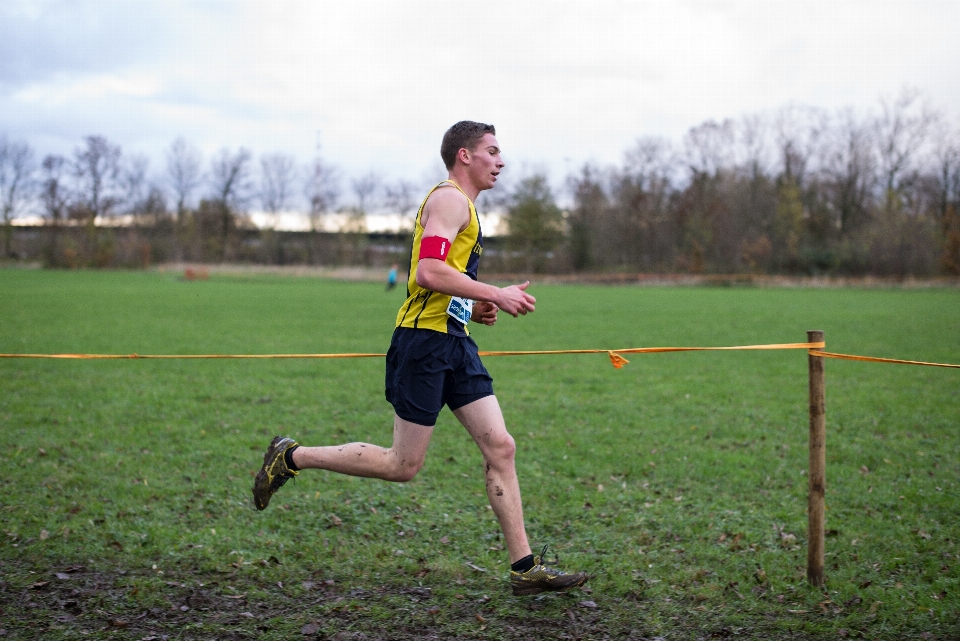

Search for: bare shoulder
xmin=422 ymin=185 xmax=470 ymax=231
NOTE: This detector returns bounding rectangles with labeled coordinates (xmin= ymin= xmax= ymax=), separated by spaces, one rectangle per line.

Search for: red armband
xmin=419 ymin=236 xmax=451 ymax=261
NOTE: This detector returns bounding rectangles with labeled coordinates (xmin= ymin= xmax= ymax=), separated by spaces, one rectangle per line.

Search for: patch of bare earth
xmin=0 ymin=560 xmax=645 ymax=641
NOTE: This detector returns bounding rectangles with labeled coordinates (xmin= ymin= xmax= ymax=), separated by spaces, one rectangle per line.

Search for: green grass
xmin=1 ymin=269 xmax=958 ymax=640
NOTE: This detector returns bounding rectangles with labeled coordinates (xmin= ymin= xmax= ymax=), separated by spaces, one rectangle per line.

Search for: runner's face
xmin=466 ymin=134 xmax=504 ymax=191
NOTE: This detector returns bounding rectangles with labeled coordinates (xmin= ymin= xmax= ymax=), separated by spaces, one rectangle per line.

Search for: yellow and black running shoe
xmin=510 ymin=545 xmax=590 ymax=596
xmin=252 ymin=436 xmax=299 ymax=510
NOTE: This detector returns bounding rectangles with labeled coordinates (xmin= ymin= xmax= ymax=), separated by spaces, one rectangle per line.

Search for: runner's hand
xmin=496 ymin=281 xmax=536 ymax=317
xmin=472 ymin=301 xmax=499 ymax=326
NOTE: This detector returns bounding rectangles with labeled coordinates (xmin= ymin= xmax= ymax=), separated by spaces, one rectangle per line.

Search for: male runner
xmin=252 ymin=121 xmax=588 ymax=596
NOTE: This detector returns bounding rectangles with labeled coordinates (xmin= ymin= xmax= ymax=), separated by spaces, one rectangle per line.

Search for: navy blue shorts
xmin=385 ymin=327 xmax=494 ymax=426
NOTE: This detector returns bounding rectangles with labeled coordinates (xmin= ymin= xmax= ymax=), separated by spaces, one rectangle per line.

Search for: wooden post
xmin=807 ymin=330 xmax=826 ymax=587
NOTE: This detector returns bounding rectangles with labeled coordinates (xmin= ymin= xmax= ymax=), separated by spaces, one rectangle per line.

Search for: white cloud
xmin=14 ymin=72 xmax=162 ymax=104
xmin=1 ymin=0 xmax=958 ymax=187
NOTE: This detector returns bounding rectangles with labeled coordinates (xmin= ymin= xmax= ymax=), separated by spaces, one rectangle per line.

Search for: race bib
xmin=445 ymin=296 xmax=474 ymax=325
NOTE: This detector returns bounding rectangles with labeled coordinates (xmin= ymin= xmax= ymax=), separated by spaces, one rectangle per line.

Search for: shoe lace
xmin=535 ymin=544 xmax=550 ymax=566
xmin=275 ymin=469 xmax=297 ymax=488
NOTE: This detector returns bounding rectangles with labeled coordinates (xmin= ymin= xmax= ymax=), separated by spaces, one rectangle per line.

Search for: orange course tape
xmin=0 ymin=342 xmax=828 ymax=369
xmin=0 ymin=352 xmax=386 ymax=360
xmin=4 ymin=344 xmax=956 ymax=369
xmin=603 ymin=341 xmax=826 ymax=368
xmin=809 ymin=350 xmax=960 ymax=369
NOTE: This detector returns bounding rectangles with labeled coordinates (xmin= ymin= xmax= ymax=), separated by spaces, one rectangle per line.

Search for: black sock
xmin=284 ymin=445 xmax=300 ymax=471
xmin=511 ymin=554 xmax=535 ymax=573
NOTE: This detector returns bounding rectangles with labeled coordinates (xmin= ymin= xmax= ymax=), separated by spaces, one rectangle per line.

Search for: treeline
xmin=505 ymin=91 xmax=960 ymax=276
xmin=2 ymin=90 xmax=959 ymax=275
xmin=0 ymin=134 xmax=393 ymax=267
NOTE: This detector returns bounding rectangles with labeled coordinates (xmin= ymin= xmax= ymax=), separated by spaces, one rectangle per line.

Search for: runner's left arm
xmin=471 ymin=301 xmax=499 ymax=326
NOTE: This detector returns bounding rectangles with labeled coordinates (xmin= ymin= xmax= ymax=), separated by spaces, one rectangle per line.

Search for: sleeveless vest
xmin=395 ymin=181 xmax=483 ymax=336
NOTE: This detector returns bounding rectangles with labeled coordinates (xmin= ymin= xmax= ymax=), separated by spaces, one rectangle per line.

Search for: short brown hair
xmin=440 ymin=121 xmax=496 ymax=170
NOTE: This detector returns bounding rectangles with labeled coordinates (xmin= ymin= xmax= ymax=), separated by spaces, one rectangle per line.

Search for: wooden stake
xmin=807 ymin=330 xmax=826 ymax=587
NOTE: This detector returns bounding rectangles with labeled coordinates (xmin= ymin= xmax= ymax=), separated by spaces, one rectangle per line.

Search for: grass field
xmin=1 ymin=269 xmax=958 ymax=640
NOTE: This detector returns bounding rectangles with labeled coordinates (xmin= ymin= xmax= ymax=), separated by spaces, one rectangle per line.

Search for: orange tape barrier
xmin=0 ymin=352 xmax=386 ymax=360
xmin=0 ymin=342 xmax=828 ymax=369
xmin=0 ymin=342 xmax=960 ymax=369
xmin=5 ymin=343 xmax=957 ymax=368
xmin=809 ymin=350 xmax=960 ymax=369
xmin=480 ymin=342 xmax=826 ymax=368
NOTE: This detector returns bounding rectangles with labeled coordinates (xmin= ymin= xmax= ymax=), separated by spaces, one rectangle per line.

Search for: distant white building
xmin=12 ymin=209 xmax=507 ymax=236
xmin=247 ymin=210 xmax=505 ymax=236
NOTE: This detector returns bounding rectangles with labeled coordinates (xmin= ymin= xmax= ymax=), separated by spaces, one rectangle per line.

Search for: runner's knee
xmin=486 ymin=431 xmax=516 ymax=463
xmin=387 ymin=455 xmax=424 ymax=482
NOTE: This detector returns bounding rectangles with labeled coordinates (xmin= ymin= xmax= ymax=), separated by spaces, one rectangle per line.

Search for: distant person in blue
xmin=386 ymin=263 xmax=398 ymax=291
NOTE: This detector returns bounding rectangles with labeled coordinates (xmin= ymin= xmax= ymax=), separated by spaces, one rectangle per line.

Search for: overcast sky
xmin=3 ymin=0 xmax=959 ymax=190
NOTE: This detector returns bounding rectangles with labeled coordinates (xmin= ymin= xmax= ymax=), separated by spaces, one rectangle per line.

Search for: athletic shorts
xmin=385 ymin=326 xmax=494 ymax=426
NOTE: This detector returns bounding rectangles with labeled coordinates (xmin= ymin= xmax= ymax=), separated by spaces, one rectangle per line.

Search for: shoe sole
xmin=512 ymin=575 xmax=589 ymax=596
xmin=252 ymin=436 xmax=289 ymax=511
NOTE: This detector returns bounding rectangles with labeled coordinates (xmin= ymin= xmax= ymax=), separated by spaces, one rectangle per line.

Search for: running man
xmin=253 ymin=121 xmax=589 ymax=596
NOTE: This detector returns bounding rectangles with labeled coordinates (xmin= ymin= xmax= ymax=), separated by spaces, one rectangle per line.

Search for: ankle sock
xmin=511 ymin=554 xmax=535 ymax=573
xmin=284 ymin=445 xmax=300 ymax=471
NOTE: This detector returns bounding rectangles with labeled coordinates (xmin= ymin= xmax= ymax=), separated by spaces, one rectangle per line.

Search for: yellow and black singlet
xmin=395 ymin=181 xmax=484 ymax=337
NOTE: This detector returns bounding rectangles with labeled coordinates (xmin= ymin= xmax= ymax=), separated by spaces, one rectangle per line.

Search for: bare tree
xmin=73 ymin=135 xmax=122 ymax=225
xmin=0 ymin=136 xmax=36 ymax=257
xmin=770 ymin=105 xmax=831 ymax=270
xmin=303 ymin=157 xmax=341 ymax=264
xmin=683 ymin=119 xmax=734 ymax=178
xmin=775 ymin=104 xmax=827 ymax=186
xmin=735 ymin=114 xmax=774 ymax=180
xmin=165 ymin=137 xmax=203 ymax=223
xmin=304 ymin=157 xmax=341 ymax=232
xmin=823 ymin=108 xmax=875 ymax=234
xmin=351 ymin=171 xmax=381 ymax=214
xmin=624 ymin=136 xmax=674 ymax=191
xmin=209 ymin=147 xmax=253 ymax=261
xmin=40 ymin=155 xmax=69 ymax=223
xmin=384 ymin=178 xmax=418 ymax=227
xmin=619 ymin=137 xmax=676 ymax=270
xmin=930 ymin=121 xmax=960 ymax=273
xmin=121 ymin=154 xmax=151 ymax=224
xmin=566 ymin=163 xmax=609 ymax=271
xmin=39 ymin=154 xmax=69 ymax=265
xmin=932 ymin=121 xmax=960 ymax=219
xmin=210 ymin=147 xmax=252 ymax=210
xmin=125 ymin=155 xmax=167 ymax=231
xmin=259 ymin=152 xmax=297 ymax=227
xmin=679 ymin=120 xmax=737 ymax=271
xmin=875 ymin=88 xmax=937 ymax=197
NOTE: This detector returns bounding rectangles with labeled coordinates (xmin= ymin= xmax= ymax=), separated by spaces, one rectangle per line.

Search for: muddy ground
xmin=0 ymin=558 xmax=790 ymax=641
